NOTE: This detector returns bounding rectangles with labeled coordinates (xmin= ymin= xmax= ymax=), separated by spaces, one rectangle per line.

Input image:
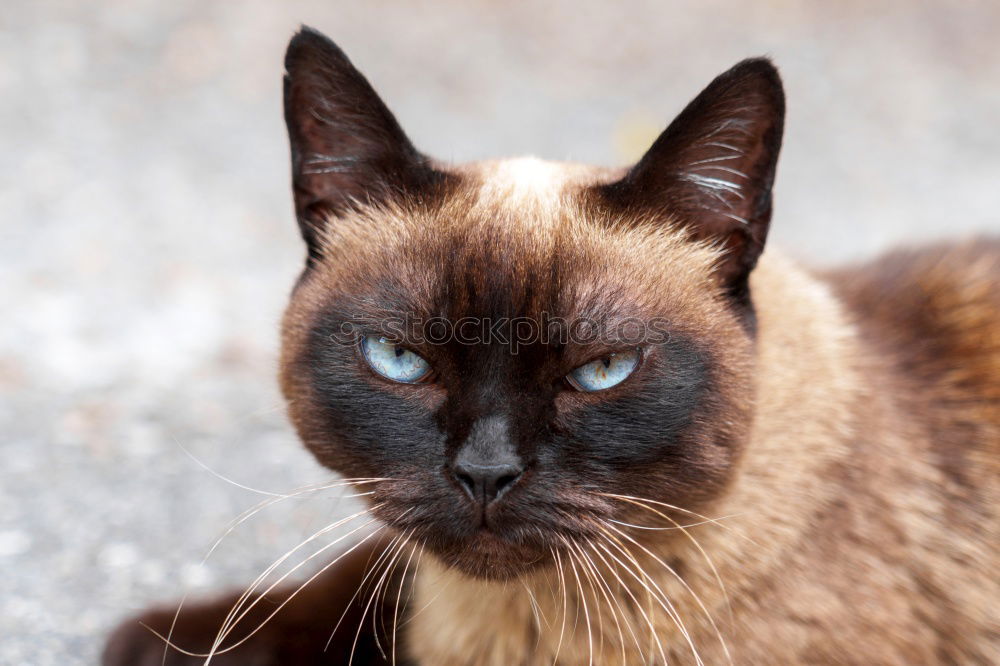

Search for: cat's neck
xmin=404 ymin=249 xmax=872 ymax=665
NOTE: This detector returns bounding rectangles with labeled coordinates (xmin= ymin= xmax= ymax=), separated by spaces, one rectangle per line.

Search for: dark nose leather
xmin=451 ymin=457 xmax=524 ymax=504
xmin=450 ymin=415 xmax=524 ymax=504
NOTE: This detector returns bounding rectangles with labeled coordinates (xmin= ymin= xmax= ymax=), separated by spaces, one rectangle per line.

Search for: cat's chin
xmin=432 ymin=530 xmax=551 ymax=581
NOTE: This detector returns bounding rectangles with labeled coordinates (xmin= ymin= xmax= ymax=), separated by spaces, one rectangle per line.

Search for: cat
xmin=104 ymin=26 xmax=999 ymax=665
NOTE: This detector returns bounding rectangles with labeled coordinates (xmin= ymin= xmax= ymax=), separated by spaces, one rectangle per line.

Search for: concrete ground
xmin=1 ymin=1 xmax=998 ymax=663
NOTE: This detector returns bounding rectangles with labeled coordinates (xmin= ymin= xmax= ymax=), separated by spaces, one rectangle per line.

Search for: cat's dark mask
xmin=279 ymin=27 xmax=783 ymax=579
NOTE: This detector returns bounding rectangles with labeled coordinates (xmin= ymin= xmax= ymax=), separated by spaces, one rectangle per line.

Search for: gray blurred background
xmin=2 ymin=1 xmax=998 ymax=663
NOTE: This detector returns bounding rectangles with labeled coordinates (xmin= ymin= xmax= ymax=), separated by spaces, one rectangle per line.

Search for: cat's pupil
xmin=602 ymin=358 xmax=612 ymax=368
xmin=394 ymin=346 xmax=405 ymax=358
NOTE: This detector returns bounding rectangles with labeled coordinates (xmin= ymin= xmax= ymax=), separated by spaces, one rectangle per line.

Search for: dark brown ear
xmin=284 ymin=27 xmax=448 ymax=263
xmin=595 ymin=58 xmax=785 ymax=304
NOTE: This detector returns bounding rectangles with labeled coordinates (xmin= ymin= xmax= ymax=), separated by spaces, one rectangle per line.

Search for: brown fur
xmin=272 ymin=157 xmax=1000 ymax=664
xmin=380 ymin=170 xmax=1000 ymax=666
xmin=102 ymin=30 xmax=999 ymax=665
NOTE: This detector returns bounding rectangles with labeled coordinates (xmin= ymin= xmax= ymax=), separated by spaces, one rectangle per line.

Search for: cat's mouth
xmin=372 ymin=480 xmax=612 ymax=580
xmin=432 ymin=528 xmax=551 ymax=580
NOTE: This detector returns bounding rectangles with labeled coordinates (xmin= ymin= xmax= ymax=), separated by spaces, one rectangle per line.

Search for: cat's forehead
xmin=306 ymin=157 xmax=723 ymax=324
xmin=469 ymin=157 xmax=603 ymax=215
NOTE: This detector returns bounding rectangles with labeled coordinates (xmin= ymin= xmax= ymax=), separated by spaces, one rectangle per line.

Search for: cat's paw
xmin=103 ymin=541 xmax=400 ymax=665
xmin=103 ymin=608 xmax=198 ymax=666
xmin=102 ymin=604 xmax=279 ymax=666
xmin=102 ymin=589 xmax=395 ymax=666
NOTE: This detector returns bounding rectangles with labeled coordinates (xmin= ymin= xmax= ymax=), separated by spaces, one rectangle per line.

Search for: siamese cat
xmin=105 ymin=26 xmax=999 ymax=665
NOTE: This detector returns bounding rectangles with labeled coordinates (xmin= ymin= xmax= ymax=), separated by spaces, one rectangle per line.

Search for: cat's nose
xmin=451 ymin=457 xmax=524 ymax=504
xmin=449 ymin=414 xmax=525 ymax=504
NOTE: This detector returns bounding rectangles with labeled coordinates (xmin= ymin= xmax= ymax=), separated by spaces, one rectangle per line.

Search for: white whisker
xmin=561 ymin=538 xmax=594 ymax=666
xmin=391 ymin=539 xmax=420 ymax=666
xmin=551 ymin=546 xmax=569 ymax=666
xmin=596 ymin=533 xmax=703 ymax=666
xmin=206 ymin=516 xmax=385 ymax=661
xmin=604 ymin=522 xmax=732 ymax=665
xmin=585 ymin=537 xmax=668 ymax=665
xmin=572 ymin=540 xmax=631 ymax=666
xmin=569 ymin=541 xmax=607 ymax=660
xmin=608 ymin=513 xmax=744 ymax=532
xmin=142 ymin=522 xmax=385 ymax=661
xmin=350 ymin=531 xmax=412 ymax=665
xmin=325 ymin=512 xmax=416 ymax=652
xmin=210 ymin=507 xmax=380 ymax=651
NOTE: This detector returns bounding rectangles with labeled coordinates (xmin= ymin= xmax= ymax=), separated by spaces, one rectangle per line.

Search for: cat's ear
xmin=284 ymin=27 xmax=447 ymax=262
xmin=596 ymin=58 xmax=785 ymax=302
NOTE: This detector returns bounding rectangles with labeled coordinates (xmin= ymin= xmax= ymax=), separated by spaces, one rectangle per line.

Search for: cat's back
xmin=824 ymin=238 xmax=1000 ymax=460
xmin=817 ymin=240 xmax=999 ymax=662
xmin=825 ymin=239 xmax=1000 ymax=478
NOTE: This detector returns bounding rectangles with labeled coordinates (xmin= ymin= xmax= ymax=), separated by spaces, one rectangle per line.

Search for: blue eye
xmin=360 ymin=335 xmax=432 ymax=384
xmin=566 ymin=349 xmax=641 ymax=392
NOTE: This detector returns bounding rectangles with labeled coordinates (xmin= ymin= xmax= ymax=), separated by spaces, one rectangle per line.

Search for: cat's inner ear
xmin=283 ymin=27 xmax=447 ymax=262
xmin=596 ymin=58 xmax=785 ymax=301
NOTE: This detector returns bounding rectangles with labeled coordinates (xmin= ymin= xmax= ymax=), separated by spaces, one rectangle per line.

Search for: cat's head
xmin=279 ymin=27 xmax=783 ymax=579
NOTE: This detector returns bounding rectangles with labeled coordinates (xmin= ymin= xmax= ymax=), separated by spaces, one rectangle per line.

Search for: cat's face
xmin=279 ymin=28 xmax=783 ymax=579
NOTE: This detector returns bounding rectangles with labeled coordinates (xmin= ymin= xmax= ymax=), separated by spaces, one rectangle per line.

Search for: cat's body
xmin=408 ymin=240 xmax=1000 ymax=666
xmin=104 ymin=27 xmax=998 ymax=666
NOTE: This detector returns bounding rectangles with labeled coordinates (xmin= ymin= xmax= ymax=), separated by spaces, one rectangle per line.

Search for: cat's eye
xmin=360 ymin=335 xmax=432 ymax=384
xmin=566 ymin=349 xmax=641 ymax=392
